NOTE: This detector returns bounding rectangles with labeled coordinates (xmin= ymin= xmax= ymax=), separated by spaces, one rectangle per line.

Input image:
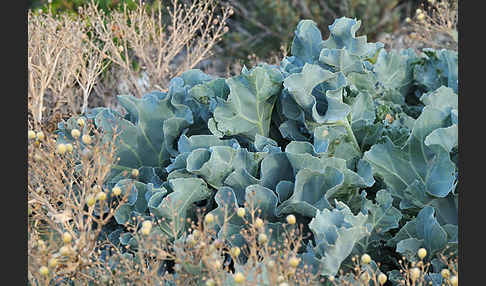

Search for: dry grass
xmin=381 ymin=0 xmax=458 ymax=52
xmin=329 ymin=251 xmax=458 ymax=286
xmin=27 ymin=121 xmax=321 ymax=285
xmin=28 ymin=0 xmax=232 ymax=129
xmin=406 ymin=0 xmax=458 ymax=51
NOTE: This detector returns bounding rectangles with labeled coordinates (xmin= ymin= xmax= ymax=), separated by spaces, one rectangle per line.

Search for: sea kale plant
xmin=56 ymin=16 xmax=458 ymax=285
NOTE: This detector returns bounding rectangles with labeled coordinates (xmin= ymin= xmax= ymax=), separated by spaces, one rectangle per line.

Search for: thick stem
xmin=339 ymin=118 xmax=362 ymax=156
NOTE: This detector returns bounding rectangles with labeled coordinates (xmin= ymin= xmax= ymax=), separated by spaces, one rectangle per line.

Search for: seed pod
xmin=57 ymin=144 xmax=67 ymax=154
xmin=441 ymin=269 xmax=451 ymax=279
xmin=378 ymin=273 xmax=387 ymax=285
xmin=237 ymin=207 xmax=245 ymax=217
xmin=258 ymin=233 xmax=268 ymax=244
xmin=231 ymin=247 xmax=241 ymax=257
xmin=82 ymin=134 xmax=92 ymax=145
xmin=417 ymin=248 xmax=427 ymax=259
xmin=96 ymin=191 xmax=107 ymax=201
xmin=112 ymin=186 xmax=122 ymax=196
xmin=36 ymin=131 xmax=45 ymax=141
xmin=59 ymin=245 xmax=72 ymax=256
xmin=48 ymin=258 xmax=58 ymax=268
xmin=131 ymin=168 xmax=139 ymax=177
xmin=39 ymin=266 xmax=49 ymax=276
xmin=205 ymin=213 xmax=215 ymax=224
xmin=254 ymin=218 xmax=264 ymax=229
xmin=71 ymin=129 xmax=81 ymax=139
xmin=62 ymin=232 xmax=72 ymax=244
xmin=86 ymin=195 xmax=96 ymax=207
xmin=289 ymin=257 xmax=300 ymax=268
xmin=286 ymin=214 xmax=296 ymax=225
xmin=361 ymin=253 xmax=371 ymax=264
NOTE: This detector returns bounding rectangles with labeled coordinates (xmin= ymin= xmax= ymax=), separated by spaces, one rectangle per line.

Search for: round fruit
xmin=286 ymin=214 xmax=296 ymax=225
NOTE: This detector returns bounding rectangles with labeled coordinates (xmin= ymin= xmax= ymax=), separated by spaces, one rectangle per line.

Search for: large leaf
xmin=357 ymin=190 xmax=402 ymax=252
xmin=148 ymin=178 xmax=212 ymax=238
xmin=290 ymin=19 xmax=323 ymax=64
xmin=277 ymin=167 xmax=343 ymax=217
xmin=388 ymin=206 xmax=448 ymax=258
xmin=319 ymin=48 xmax=365 ymax=75
xmin=308 ymin=201 xmax=369 ymax=276
xmin=373 ymin=49 xmax=415 ymax=94
xmin=322 ymin=17 xmax=383 ymax=58
xmin=211 ymin=64 xmax=283 ymax=139
xmin=283 ymin=63 xmax=349 ymax=124
xmin=363 ymin=105 xmax=456 ymax=209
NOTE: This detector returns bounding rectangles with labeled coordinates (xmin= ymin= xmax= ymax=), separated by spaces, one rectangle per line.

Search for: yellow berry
xmin=410 ymin=267 xmax=420 ymax=281
xmin=36 ymin=131 xmax=45 ymax=141
xmin=289 ymin=257 xmax=300 ymax=268
xmin=66 ymin=143 xmax=73 ymax=152
xmin=361 ymin=253 xmax=371 ymax=264
xmin=141 ymin=221 xmax=152 ymax=235
xmin=277 ymin=275 xmax=285 ymax=283
xmin=59 ymin=245 xmax=72 ymax=256
xmin=441 ymin=269 xmax=451 ymax=279
xmin=450 ymin=275 xmax=458 ymax=286
xmin=237 ymin=207 xmax=245 ymax=217
xmin=82 ymin=134 xmax=92 ymax=145
xmin=62 ymin=232 xmax=72 ymax=244
xmin=286 ymin=214 xmax=296 ymax=225
xmin=405 ymin=17 xmax=411 ymax=23
xmin=96 ymin=191 xmax=107 ymax=201
xmin=378 ymin=273 xmax=387 ymax=285
xmin=205 ymin=279 xmax=216 ymax=286
xmin=231 ymin=246 xmax=241 ymax=257
xmin=28 ymin=130 xmax=36 ymax=140
xmin=254 ymin=218 xmax=264 ymax=229
xmin=205 ymin=213 xmax=215 ymax=224
xmin=417 ymin=248 xmax=427 ymax=259
xmin=86 ymin=195 xmax=96 ymax=207
xmin=57 ymin=144 xmax=67 ymax=154
xmin=48 ymin=258 xmax=58 ymax=268
xmin=328 ymin=276 xmax=335 ymax=282
xmin=131 ymin=168 xmax=139 ymax=177
xmin=192 ymin=229 xmax=201 ymax=239
xmin=416 ymin=8 xmax=422 ymax=14
xmin=77 ymin=118 xmax=85 ymax=127
xmin=39 ymin=266 xmax=49 ymax=276
xmin=417 ymin=13 xmax=425 ymax=21
xmin=71 ymin=129 xmax=81 ymax=139
xmin=112 ymin=186 xmax=122 ymax=196
xmin=258 ymin=233 xmax=268 ymax=244
xmin=234 ymin=272 xmax=245 ymax=283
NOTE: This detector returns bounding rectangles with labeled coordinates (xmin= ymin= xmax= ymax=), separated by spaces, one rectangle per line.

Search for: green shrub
xmin=47 ymin=16 xmax=458 ymax=284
